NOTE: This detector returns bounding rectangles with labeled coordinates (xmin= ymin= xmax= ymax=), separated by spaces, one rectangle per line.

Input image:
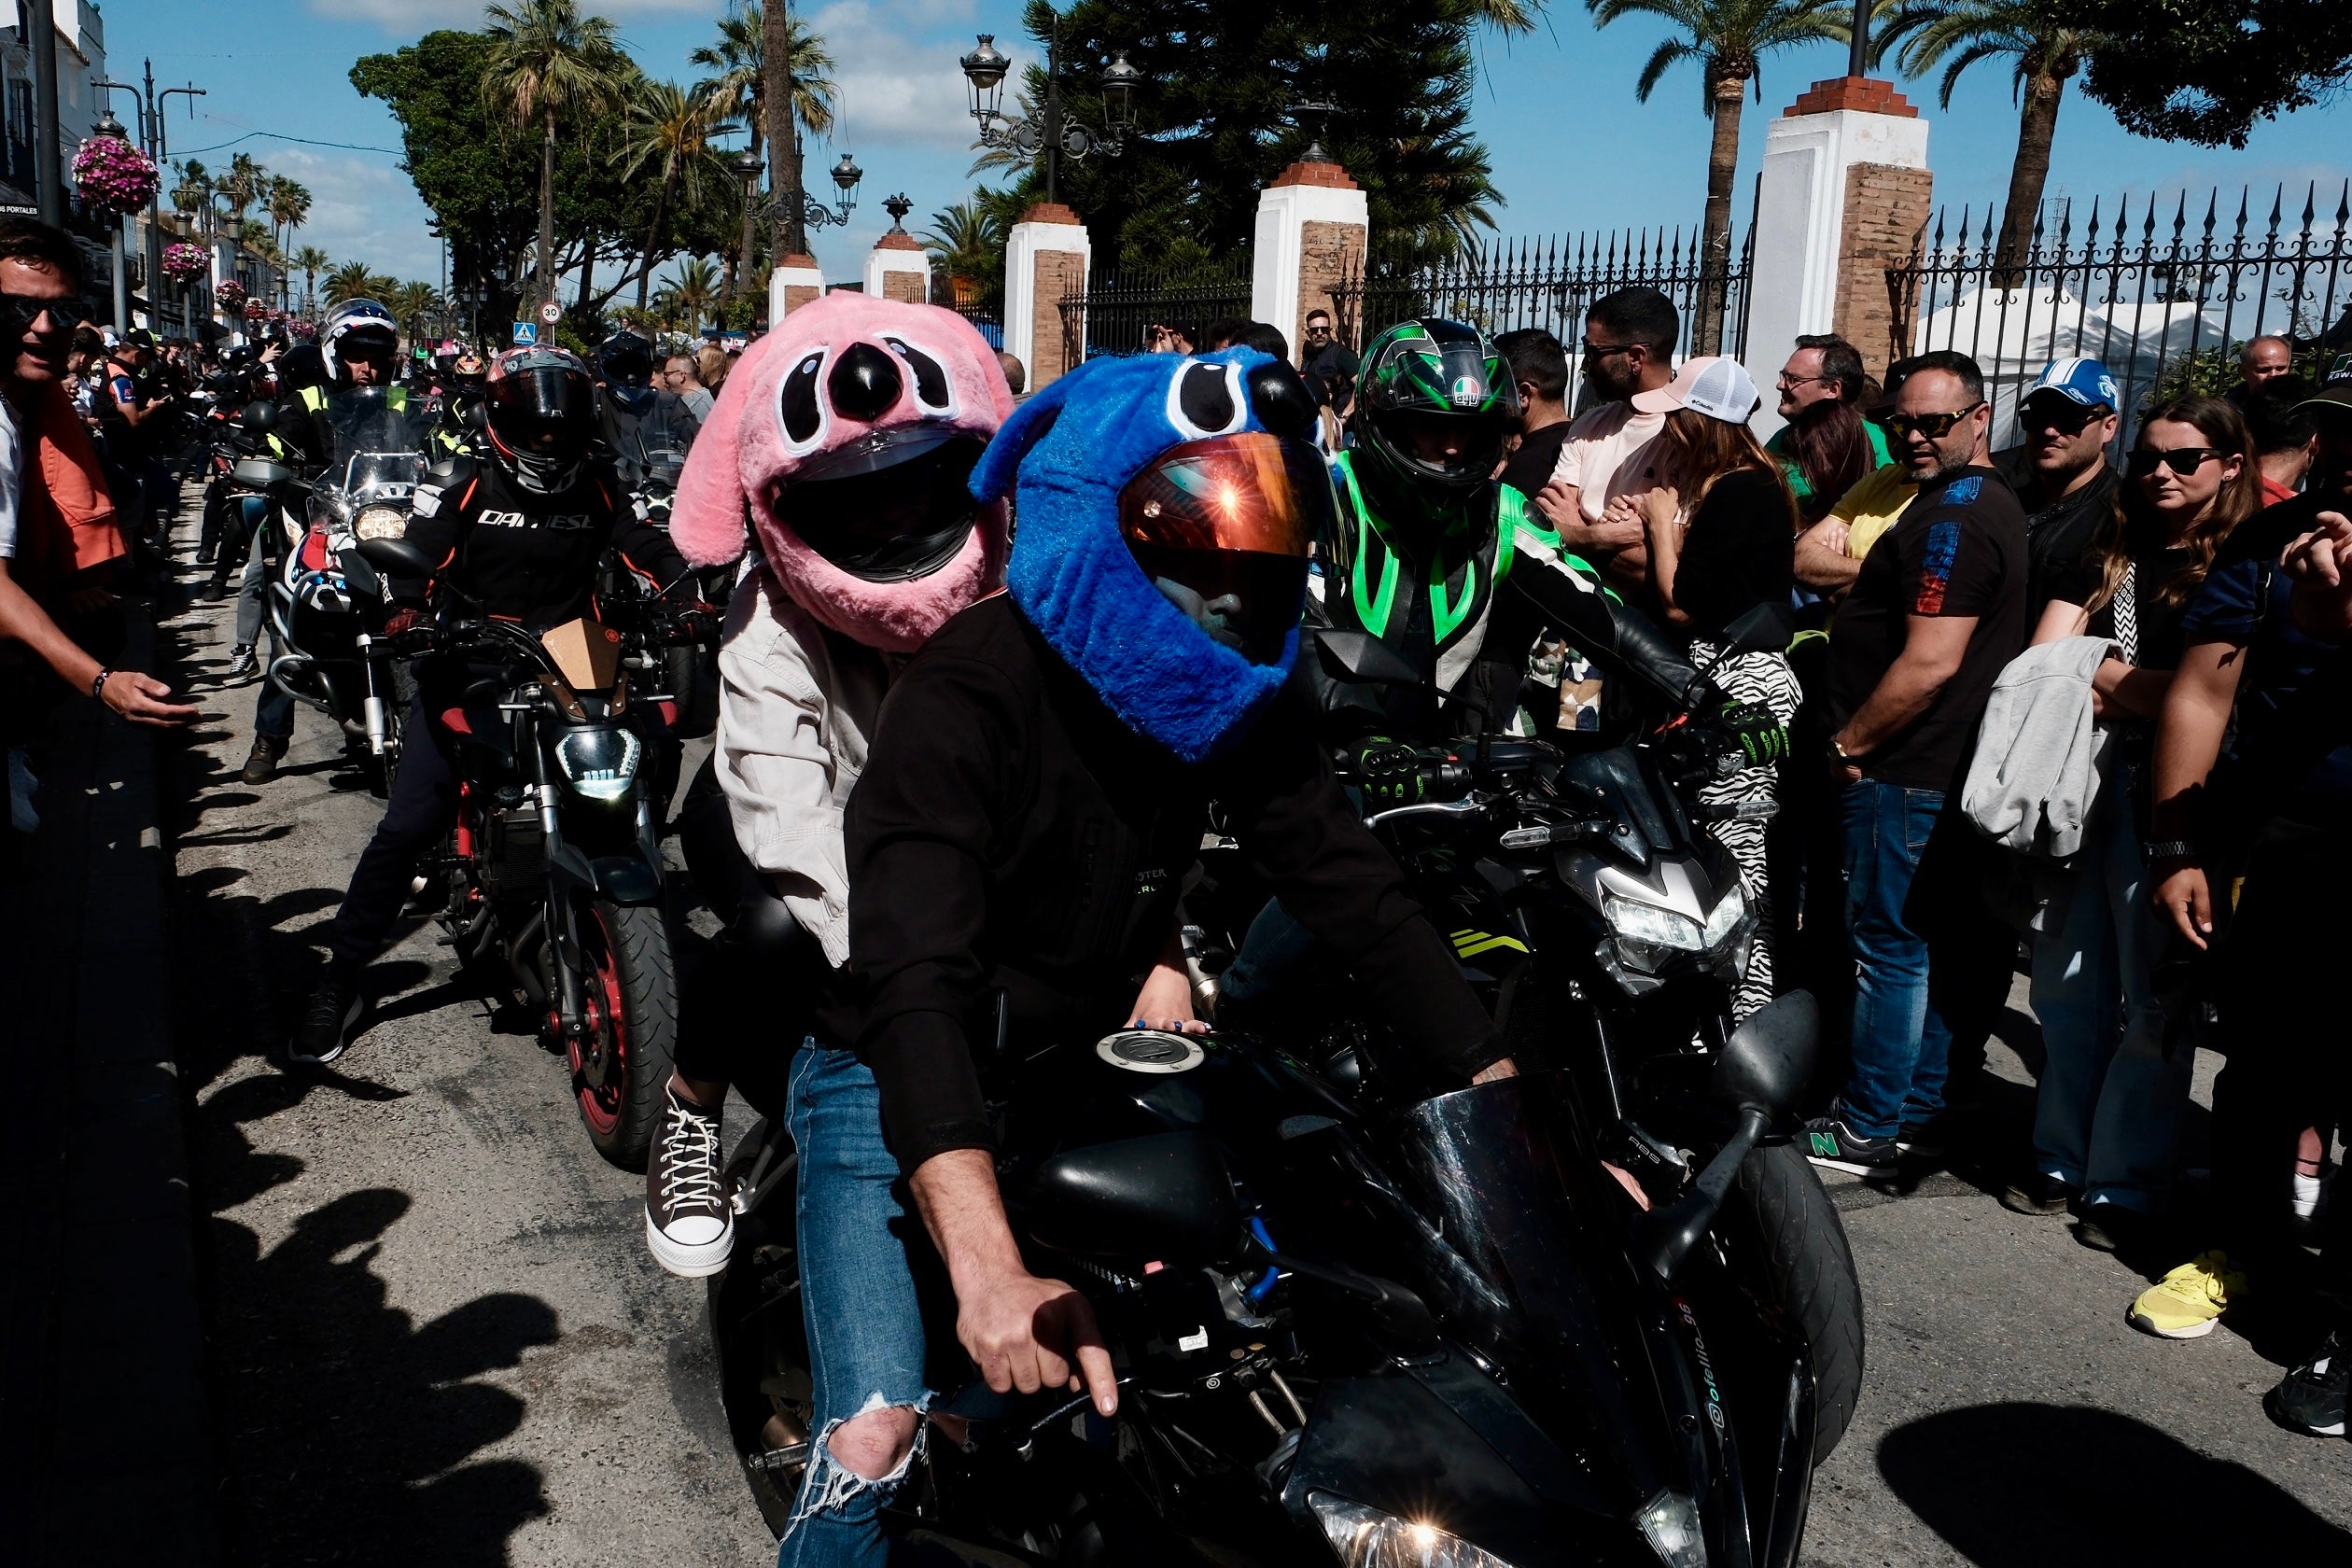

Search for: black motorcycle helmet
xmin=274 ymin=343 xmax=329 ymax=396
xmin=1347 ymin=317 xmax=1519 ymax=507
xmin=483 ymin=345 xmax=596 ymax=493
xmin=596 ymin=331 xmax=655 ymax=390
xmin=788 ymin=432 xmax=987 ymax=582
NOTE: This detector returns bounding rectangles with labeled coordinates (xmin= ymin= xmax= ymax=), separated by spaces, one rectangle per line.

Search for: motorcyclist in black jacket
xmin=594 ymin=330 xmax=699 ymax=491
xmin=289 ymin=345 xmax=698 ymax=1065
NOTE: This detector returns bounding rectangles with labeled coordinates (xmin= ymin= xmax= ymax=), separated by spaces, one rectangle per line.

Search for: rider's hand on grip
xmin=1711 ymin=698 xmax=1788 ymax=768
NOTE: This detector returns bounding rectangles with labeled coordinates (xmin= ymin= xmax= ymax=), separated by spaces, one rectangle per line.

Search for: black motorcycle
xmin=355 ymin=536 xmax=698 ymax=1168
xmin=704 ymin=609 xmax=1862 ymax=1564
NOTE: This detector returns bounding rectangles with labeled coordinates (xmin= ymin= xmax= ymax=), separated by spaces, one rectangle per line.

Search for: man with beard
xmin=1533 ymin=286 xmax=1679 ymax=603
xmin=1992 ymin=357 xmax=2123 ymax=617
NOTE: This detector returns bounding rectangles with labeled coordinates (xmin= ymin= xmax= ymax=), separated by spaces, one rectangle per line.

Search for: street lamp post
xmin=960 ymin=15 xmax=1140 ymax=206
xmin=87 ymin=109 xmax=133 ymax=330
xmin=728 ymin=147 xmax=763 ymax=315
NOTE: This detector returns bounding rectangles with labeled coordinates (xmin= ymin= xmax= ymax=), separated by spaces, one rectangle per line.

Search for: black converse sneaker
xmin=2266 ymin=1331 xmax=2349 ymax=1440
xmin=646 ymin=1085 xmax=733 ymax=1278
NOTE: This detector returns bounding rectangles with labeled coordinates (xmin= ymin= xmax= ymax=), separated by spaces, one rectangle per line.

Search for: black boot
xmin=241 ymin=735 xmax=287 ymax=784
xmin=290 ymin=970 xmax=362 ymax=1066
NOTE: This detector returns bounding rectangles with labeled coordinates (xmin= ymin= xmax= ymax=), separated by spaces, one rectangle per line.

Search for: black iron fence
xmin=946 ymin=277 xmax=1003 ymax=351
xmin=1887 ymin=181 xmax=2352 ymax=447
xmin=1327 ymin=226 xmax=1755 ymax=378
xmin=1057 ymin=255 xmax=1253 ymax=362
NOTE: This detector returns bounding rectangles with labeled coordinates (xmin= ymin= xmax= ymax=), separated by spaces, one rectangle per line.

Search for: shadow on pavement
xmin=1876 ymin=1401 xmax=2351 ymax=1564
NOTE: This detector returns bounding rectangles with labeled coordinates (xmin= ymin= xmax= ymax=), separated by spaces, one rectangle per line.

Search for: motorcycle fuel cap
xmin=1095 ymin=1029 xmax=1210 ymax=1074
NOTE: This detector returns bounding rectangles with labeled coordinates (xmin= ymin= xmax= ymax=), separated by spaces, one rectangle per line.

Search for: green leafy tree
xmin=324 ymin=260 xmax=397 ymax=306
xmin=1588 ymin=0 xmax=1854 ymax=351
xmin=613 ymin=78 xmax=730 ymax=310
xmin=921 ymin=199 xmax=1004 ymax=293
xmin=390 ymin=280 xmax=442 ymax=343
xmin=218 ymin=152 xmax=265 ymax=234
xmin=267 ymin=175 xmax=313 ymax=250
xmin=291 ymin=245 xmax=329 ymax=318
xmin=666 ymin=256 xmax=721 ymax=332
xmin=2064 ymin=0 xmax=2352 ymax=147
xmin=1875 ymin=1 xmax=2105 ymax=273
xmin=480 ymin=0 xmax=629 ymax=301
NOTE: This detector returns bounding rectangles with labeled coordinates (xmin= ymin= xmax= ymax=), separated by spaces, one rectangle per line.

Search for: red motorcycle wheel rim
xmin=568 ymin=904 xmax=628 ymax=1137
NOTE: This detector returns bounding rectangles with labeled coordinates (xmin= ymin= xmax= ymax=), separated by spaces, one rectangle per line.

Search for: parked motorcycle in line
xmin=702 ymin=603 xmax=1863 ymax=1566
xmin=355 ymin=534 xmax=707 ymax=1169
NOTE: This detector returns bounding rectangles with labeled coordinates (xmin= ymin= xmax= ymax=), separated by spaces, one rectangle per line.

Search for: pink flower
xmin=161 ymin=242 xmax=209 ymax=280
xmin=70 ymin=135 xmax=159 ymax=215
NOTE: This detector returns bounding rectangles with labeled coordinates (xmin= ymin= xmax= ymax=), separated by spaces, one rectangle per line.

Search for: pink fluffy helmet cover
xmin=669 ymin=293 xmax=1014 ymax=653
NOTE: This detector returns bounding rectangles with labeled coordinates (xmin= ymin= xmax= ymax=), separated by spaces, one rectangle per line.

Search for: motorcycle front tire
xmin=1728 ymin=1141 xmax=1866 ymax=1464
xmin=360 ymin=661 xmax=415 ymax=801
xmin=570 ymin=896 xmax=681 ymax=1170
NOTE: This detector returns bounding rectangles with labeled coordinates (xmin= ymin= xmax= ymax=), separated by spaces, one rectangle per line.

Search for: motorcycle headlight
xmin=1603 ymin=890 xmax=1705 ymax=954
xmin=354 ymin=505 xmax=408 ymax=540
xmin=553 ymin=726 xmax=641 ymax=802
xmin=1308 ymin=1494 xmax=1515 ymax=1568
xmin=1699 ymin=881 xmax=1749 ymax=950
xmin=1636 ymin=1490 xmax=1709 ymax=1567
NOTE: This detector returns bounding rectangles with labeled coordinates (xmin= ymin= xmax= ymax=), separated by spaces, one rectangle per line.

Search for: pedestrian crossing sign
xmin=511 ymin=321 xmax=537 ymax=346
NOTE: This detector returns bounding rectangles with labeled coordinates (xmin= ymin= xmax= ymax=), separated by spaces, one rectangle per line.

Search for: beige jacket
xmin=714 ymin=567 xmax=900 ymax=967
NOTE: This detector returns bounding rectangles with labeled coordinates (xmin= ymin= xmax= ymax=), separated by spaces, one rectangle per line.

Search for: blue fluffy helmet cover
xmin=971 ymin=348 xmax=1304 ymax=763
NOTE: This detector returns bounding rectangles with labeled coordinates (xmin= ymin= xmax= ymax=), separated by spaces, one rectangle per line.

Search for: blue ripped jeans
xmin=777 ymin=1043 xmax=932 ymax=1568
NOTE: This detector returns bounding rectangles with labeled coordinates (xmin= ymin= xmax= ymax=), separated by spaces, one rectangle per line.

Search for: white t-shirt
xmin=1547 ymin=401 xmax=1665 ymax=522
xmin=0 ymin=396 xmax=21 ymax=560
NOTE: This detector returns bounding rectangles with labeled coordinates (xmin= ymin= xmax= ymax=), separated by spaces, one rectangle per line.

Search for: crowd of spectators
xmin=1497 ymin=285 xmax=2350 ymax=1441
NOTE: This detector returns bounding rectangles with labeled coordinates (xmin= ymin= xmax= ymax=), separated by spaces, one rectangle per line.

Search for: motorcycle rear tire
xmin=1729 ymin=1141 xmax=1865 ymax=1464
xmin=570 ymin=897 xmax=680 ymax=1170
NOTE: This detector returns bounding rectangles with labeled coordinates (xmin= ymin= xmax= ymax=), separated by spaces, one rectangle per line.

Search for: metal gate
xmin=1057 ymin=254 xmax=1253 ymax=363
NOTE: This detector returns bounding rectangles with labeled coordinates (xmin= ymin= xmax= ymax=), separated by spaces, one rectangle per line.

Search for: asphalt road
xmin=149 ymin=504 xmax=2348 ymax=1567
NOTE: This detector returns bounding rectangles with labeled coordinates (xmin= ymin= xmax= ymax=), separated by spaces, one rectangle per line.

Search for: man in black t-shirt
xmin=1494 ymin=327 xmax=1574 ymax=500
xmin=1806 ymin=351 xmax=2029 ymax=1176
xmin=1298 ymin=308 xmax=1359 ymax=424
xmin=1991 ymin=357 xmax=2122 ymax=617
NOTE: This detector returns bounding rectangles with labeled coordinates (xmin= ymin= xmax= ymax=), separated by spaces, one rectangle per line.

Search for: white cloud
xmin=805 ymin=0 xmax=990 ymax=156
xmin=261 ymin=146 xmax=444 ymax=287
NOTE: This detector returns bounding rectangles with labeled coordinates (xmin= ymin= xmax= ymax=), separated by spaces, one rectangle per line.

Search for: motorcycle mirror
xmin=466 ymin=400 xmax=490 ymax=431
xmin=240 ymin=399 xmax=277 ymax=432
xmin=357 ymin=536 xmax=435 ymax=581
xmin=1718 ymin=600 xmax=1796 ymax=658
xmin=1314 ymin=628 xmax=1434 ymax=690
xmin=1711 ymin=988 xmax=1818 ymax=1118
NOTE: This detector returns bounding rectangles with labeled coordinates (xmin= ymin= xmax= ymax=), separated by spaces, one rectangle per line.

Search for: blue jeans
xmin=2027 ymin=767 xmax=2190 ymax=1211
xmin=776 ymin=1044 xmax=931 ymax=1568
xmin=1836 ymin=779 xmax=2009 ymax=1140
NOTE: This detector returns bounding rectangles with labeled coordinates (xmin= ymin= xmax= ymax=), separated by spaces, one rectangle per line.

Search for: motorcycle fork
xmin=357 ymin=634 xmax=393 ymax=757
xmin=529 ymin=726 xmax=591 ymax=1040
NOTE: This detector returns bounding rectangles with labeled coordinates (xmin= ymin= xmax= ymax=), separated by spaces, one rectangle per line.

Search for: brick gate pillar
xmin=769 ymin=252 xmax=827 ymax=321
xmin=1251 ymin=160 xmax=1369 ymax=355
xmin=1004 ymin=203 xmax=1090 ymax=390
xmin=863 ymin=229 xmax=931 ymax=304
xmin=1744 ymin=77 xmax=1932 ymax=440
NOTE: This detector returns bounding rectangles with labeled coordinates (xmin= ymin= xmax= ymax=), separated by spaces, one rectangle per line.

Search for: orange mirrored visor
xmin=1117 ymin=432 xmax=1333 ymax=558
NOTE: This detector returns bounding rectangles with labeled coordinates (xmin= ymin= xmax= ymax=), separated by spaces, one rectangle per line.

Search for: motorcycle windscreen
xmin=1372 ymin=1074 xmax=1700 ymax=1515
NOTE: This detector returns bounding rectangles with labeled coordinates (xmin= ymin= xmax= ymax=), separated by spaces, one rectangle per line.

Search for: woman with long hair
xmin=1615 ymin=356 xmax=1799 ymax=1017
xmin=1778 ymin=393 xmax=1881 ymax=527
xmin=2006 ymin=395 xmax=2263 ymax=1247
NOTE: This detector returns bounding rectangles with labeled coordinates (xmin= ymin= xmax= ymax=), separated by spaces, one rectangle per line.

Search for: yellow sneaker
xmin=2128 ymin=1252 xmax=2249 ymax=1338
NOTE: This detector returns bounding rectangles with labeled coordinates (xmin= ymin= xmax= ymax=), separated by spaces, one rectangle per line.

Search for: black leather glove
xmin=1714 ymin=698 xmax=1789 ymax=767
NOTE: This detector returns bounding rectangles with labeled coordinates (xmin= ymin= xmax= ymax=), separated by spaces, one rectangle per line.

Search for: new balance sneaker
xmin=2266 ymin=1332 xmax=2349 ymax=1439
xmin=1802 ymin=1116 xmax=1897 ymax=1177
xmin=2128 ymin=1251 xmax=2248 ymax=1338
xmin=2001 ymin=1174 xmax=2079 ymax=1216
xmin=645 ymin=1085 xmax=733 ymax=1278
xmin=289 ymin=974 xmax=361 ymax=1066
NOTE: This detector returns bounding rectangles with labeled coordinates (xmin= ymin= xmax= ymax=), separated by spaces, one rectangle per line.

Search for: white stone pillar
xmin=768 ymin=252 xmax=826 ymax=323
xmin=1744 ymin=77 xmax=1931 ymax=441
xmin=863 ymin=230 xmax=931 ymax=304
xmin=1003 ymin=203 xmax=1089 ymax=389
xmin=1251 ymin=162 xmax=1370 ymax=355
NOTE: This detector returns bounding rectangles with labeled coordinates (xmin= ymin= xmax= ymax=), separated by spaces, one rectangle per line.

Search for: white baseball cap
xmin=1631 ymin=355 xmax=1760 ymax=424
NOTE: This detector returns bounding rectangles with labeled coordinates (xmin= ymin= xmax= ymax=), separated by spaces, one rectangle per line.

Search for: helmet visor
xmin=1119 ymin=432 xmax=1328 ymax=665
xmin=486 ymin=365 xmax=595 ymax=462
xmin=1373 ymin=407 xmax=1510 ymax=480
xmin=786 ymin=437 xmax=984 ymax=581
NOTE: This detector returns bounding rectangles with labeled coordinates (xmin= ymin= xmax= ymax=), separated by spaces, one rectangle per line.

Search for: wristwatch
xmin=1828 ymin=734 xmax=1861 ymax=764
xmin=2142 ymin=839 xmax=2197 ymax=861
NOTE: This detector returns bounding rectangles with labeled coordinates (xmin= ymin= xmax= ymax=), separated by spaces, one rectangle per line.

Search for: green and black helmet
xmin=1349 ymin=317 xmax=1519 ymax=501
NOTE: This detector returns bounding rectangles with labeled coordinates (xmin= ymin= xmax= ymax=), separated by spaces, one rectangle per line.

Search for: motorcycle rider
xmin=289 ymin=344 xmax=698 ymax=1063
xmin=1217 ymin=318 xmax=1789 ymax=1017
xmin=651 ymin=295 xmax=1016 ymax=1281
xmin=239 ymin=304 xmax=447 ymax=782
xmin=221 ymin=343 xmax=327 ymax=682
xmin=439 ymin=349 xmax=488 ymax=446
xmin=769 ymin=347 xmax=1520 ymax=1566
xmin=594 ymin=329 xmax=699 ymax=491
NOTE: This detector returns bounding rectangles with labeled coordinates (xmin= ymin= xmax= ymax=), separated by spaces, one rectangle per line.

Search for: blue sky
xmin=104 ymin=0 xmax=2352 ymax=300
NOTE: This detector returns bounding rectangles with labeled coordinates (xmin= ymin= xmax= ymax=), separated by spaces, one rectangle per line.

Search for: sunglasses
xmin=1776 ymin=372 xmax=1837 ymax=391
xmin=2020 ymin=399 xmax=2107 ymax=434
xmin=2127 ymin=446 xmax=2224 ymax=478
xmin=1579 ymin=340 xmax=1639 ymax=360
xmin=1878 ymin=401 xmax=1985 ymax=441
xmin=0 ymin=290 xmax=89 ymax=334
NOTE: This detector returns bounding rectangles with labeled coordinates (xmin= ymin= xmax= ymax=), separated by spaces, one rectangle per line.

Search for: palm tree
xmin=172 ymin=160 xmax=213 ymax=233
xmin=613 ymin=78 xmax=730 ymax=310
xmin=218 ymin=152 xmax=265 ymax=236
xmin=1874 ymin=1 xmax=2102 ymax=275
xmin=1587 ymin=0 xmax=1854 ymax=352
xmin=390 ymin=280 xmax=441 ymax=345
xmin=756 ymin=0 xmax=842 ymax=262
xmin=267 ymin=175 xmax=313 ymax=250
xmin=323 ymin=260 xmax=394 ymax=307
xmin=292 ymin=245 xmax=329 ymax=319
xmin=667 ymin=256 xmax=721 ymax=333
xmin=481 ymin=0 xmax=628 ymax=304
xmin=921 ymin=200 xmax=1003 ymax=302
xmin=694 ymin=3 xmax=834 ymax=301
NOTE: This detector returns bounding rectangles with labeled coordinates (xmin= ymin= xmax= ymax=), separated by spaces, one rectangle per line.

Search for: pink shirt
xmin=1547 ymin=402 xmax=1666 ymax=521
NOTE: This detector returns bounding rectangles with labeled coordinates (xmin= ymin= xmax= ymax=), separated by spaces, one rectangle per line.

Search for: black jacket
xmin=838 ymin=595 xmax=1505 ymax=1176
xmin=408 ymin=452 xmax=688 ymax=628
xmin=1994 ymin=446 xmax=2121 ymax=618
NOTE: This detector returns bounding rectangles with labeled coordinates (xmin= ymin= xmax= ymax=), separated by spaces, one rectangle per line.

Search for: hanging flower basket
xmin=70 ymin=134 xmax=159 ymax=215
xmin=160 ymin=242 xmax=208 ymax=281
xmin=245 ymin=299 xmax=266 ymax=320
xmin=215 ymin=278 xmax=247 ymax=314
